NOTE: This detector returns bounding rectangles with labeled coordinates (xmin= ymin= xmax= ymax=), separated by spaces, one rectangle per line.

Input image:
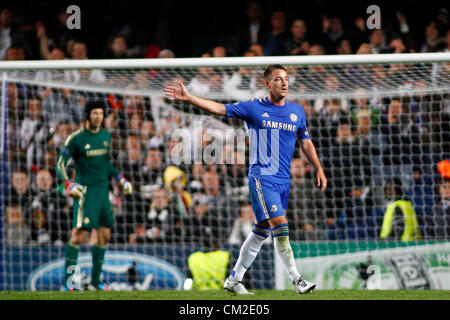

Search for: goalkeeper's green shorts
xmin=72 ymin=185 xmax=114 ymax=230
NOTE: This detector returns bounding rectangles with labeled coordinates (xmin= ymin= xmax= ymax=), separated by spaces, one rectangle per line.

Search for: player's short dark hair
xmin=264 ymin=64 xmax=286 ymax=81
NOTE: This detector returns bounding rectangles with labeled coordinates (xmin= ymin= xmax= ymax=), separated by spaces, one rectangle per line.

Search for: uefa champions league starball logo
xmin=28 ymin=251 xmax=185 ymax=291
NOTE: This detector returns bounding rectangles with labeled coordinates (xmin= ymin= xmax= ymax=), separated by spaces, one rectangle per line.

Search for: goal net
xmin=1 ymin=53 xmax=449 ymax=291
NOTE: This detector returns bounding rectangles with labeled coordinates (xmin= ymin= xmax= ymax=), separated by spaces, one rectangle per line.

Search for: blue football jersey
xmin=225 ymin=96 xmax=310 ymax=183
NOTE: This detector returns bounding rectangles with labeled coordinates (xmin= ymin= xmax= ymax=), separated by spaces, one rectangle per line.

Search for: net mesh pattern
xmin=1 ymin=58 xmax=449 ymax=290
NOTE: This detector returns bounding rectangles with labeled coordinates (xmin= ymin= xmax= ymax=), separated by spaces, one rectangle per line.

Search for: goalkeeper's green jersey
xmin=56 ymin=127 xmax=118 ymax=187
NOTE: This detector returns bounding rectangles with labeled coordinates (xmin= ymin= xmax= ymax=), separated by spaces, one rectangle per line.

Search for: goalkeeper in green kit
xmin=56 ymin=99 xmax=132 ymax=291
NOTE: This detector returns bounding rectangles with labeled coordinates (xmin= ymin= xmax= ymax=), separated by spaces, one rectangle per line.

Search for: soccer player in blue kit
xmin=164 ymin=65 xmax=327 ymax=294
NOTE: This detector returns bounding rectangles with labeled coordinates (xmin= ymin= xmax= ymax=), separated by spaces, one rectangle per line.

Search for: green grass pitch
xmin=2 ymin=289 xmax=450 ymax=300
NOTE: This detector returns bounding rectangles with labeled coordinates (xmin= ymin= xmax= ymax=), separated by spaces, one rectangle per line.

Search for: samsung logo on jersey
xmin=261 ymin=120 xmax=296 ymax=132
xmin=27 ymin=251 xmax=185 ymax=291
xmin=86 ymin=149 xmax=108 ymax=157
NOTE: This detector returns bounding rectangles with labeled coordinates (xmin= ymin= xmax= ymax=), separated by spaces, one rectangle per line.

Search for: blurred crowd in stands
xmin=2 ymin=1 xmax=450 ymax=247
xmin=4 ymin=81 xmax=449 ymax=246
xmin=1 ymin=2 xmax=450 ymax=61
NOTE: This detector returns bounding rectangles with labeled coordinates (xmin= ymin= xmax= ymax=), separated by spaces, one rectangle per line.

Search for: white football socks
xmin=229 ymin=225 xmax=270 ymax=282
xmin=273 ymin=224 xmax=301 ymax=283
xmin=229 ymin=224 xmax=301 ymax=284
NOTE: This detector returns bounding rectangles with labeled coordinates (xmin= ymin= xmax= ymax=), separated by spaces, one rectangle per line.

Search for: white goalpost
xmin=1 ymin=52 xmax=449 ymax=291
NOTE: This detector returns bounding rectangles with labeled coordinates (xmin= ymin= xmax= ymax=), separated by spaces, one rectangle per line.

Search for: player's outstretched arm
xmin=164 ymin=81 xmax=226 ymax=116
xmin=300 ymin=139 xmax=327 ymax=193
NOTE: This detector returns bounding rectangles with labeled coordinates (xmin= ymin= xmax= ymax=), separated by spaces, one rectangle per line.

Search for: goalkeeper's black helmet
xmin=84 ymin=99 xmax=106 ymax=122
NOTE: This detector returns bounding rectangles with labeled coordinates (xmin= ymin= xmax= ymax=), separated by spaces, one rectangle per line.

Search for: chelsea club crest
xmin=290 ymin=113 xmax=298 ymax=122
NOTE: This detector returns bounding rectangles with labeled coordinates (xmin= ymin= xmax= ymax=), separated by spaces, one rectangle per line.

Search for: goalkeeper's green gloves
xmin=116 ymin=174 xmax=133 ymax=195
xmin=63 ymin=180 xmax=84 ymax=198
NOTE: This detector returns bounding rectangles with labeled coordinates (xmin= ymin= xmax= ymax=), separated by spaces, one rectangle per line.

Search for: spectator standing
xmin=103 ymin=35 xmax=137 ymax=59
xmin=312 ymin=74 xmax=348 ymax=115
xmin=0 ymin=8 xmax=32 ymax=60
xmin=328 ymin=179 xmax=377 ymax=240
xmin=228 ymin=200 xmax=254 ymax=245
xmin=43 ymin=7 xmax=78 ymax=56
xmin=422 ymin=175 xmax=449 ymax=239
xmin=30 ymin=169 xmax=70 ymax=244
xmin=407 ymin=165 xmax=438 ymax=217
xmin=236 ymin=1 xmax=270 ymax=55
xmin=9 ymin=167 xmax=33 ymax=208
xmin=420 ymin=20 xmax=447 ymax=52
xmin=201 ymin=169 xmax=229 ymax=229
xmin=41 ymin=88 xmax=84 ymax=127
xmin=368 ymin=29 xmax=391 ymax=54
xmin=336 ymin=38 xmax=352 ymax=54
xmin=380 ymin=178 xmax=421 ymax=241
xmin=141 ymin=147 xmax=165 ymax=200
xmin=187 ymin=53 xmax=216 ymax=96
xmin=248 ymin=43 xmax=264 ymax=56
xmin=5 ymin=204 xmax=30 ymax=246
xmin=263 ymin=10 xmax=289 ymax=56
xmin=353 ymin=109 xmax=379 ymax=164
xmin=443 ymin=28 xmax=450 ymax=52
xmin=288 ymin=158 xmax=326 ymax=240
xmin=392 ymin=12 xmax=417 ymax=53
xmin=312 ymin=98 xmax=348 ymax=149
xmin=224 ymin=50 xmax=266 ymax=98
xmin=186 ymin=193 xmax=228 ymax=290
xmin=321 ymin=118 xmax=361 ymax=214
xmin=377 ymin=97 xmax=420 ymax=167
xmin=284 ymin=19 xmax=310 ymax=55
xmin=212 ymin=46 xmax=227 ymax=57
xmin=321 ymin=16 xmax=346 ymax=54
xmin=349 ymin=87 xmax=380 ymax=127
xmin=47 ymin=120 xmax=72 ymax=151
xmin=68 ymin=41 xmax=106 ymax=84
xmin=129 ymin=187 xmax=180 ymax=243
xmin=163 ymin=165 xmax=192 ymax=220
xmin=34 ymin=47 xmax=74 ymax=83
xmin=186 ymin=193 xmax=219 ymax=248
xmin=20 ymin=98 xmax=49 ymax=170
xmin=118 ymin=135 xmax=146 ymax=221
xmin=140 ymin=120 xmax=163 ymax=150
xmin=223 ymin=150 xmax=247 ymax=194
